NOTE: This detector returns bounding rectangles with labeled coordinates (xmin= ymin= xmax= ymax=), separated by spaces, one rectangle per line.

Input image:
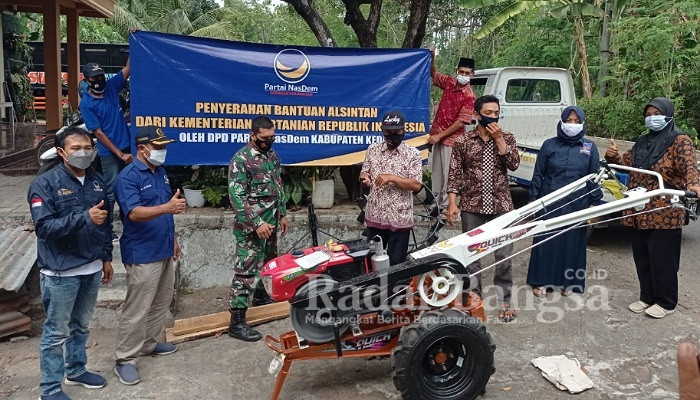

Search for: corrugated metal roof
xmin=0 ymin=226 xmax=36 ymax=292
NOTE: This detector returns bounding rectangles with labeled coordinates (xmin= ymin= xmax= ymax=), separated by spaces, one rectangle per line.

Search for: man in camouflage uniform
xmin=227 ymin=115 xmax=288 ymax=342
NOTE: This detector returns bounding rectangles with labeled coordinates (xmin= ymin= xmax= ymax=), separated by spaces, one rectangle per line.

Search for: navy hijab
xmin=556 ymin=106 xmax=586 ymax=145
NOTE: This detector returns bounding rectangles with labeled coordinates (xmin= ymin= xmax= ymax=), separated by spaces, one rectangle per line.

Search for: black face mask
xmin=254 ymin=137 xmax=275 ymax=153
xmin=88 ymin=76 xmax=106 ymax=94
xmin=384 ymin=133 xmax=405 ymax=149
xmin=478 ymin=114 xmax=499 ymax=127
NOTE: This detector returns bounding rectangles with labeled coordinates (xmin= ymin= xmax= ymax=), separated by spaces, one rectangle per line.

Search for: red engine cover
xmin=260 ymin=245 xmax=364 ymax=302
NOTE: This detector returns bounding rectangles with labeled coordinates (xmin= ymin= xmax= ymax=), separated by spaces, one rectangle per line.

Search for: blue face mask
xmin=645 ymin=115 xmax=671 ymax=131
xmin=478 ymin=114 xmax=499 ymax=127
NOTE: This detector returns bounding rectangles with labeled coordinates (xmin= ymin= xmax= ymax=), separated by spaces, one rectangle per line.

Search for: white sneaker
xmin=628 ymin=300 xmax=650 ymax=313
xmin=644 ymin=304 xmax=675 ymax=319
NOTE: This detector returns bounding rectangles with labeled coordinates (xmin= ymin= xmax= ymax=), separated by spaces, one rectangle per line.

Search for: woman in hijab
xmin=527 ymin=106 xmax=602 ymax=297
xmin=605 ymin=97 xmax=700 ymax=319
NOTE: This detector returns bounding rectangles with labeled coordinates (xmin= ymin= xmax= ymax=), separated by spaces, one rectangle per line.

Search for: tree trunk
xmin=282 ymin=0 xmax=336 ymax=46
xmin=573 ymin=16 xmax=593 ymax=99
xmin=341 ymin=0 xmax=382 ymax=47
xmin=598 ymin=0 xmax=612 ymax=97
xmin=402 ymin=0 xmax=432 ymax=48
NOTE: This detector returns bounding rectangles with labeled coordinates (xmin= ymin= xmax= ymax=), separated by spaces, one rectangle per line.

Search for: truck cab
xmin=467 ymin=67 xmax=577 ymax=186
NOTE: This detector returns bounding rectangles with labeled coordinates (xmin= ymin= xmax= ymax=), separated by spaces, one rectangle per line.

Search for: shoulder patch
xmin=30 ymin=196 xmax=43 ymax=208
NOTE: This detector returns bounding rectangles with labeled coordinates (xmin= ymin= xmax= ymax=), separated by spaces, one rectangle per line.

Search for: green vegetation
xmin=15 ymin=0 xmax=699 ymax=141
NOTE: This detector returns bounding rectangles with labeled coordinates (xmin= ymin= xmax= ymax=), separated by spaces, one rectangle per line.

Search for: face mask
xmin=146 ymin=148 xmax=167 ymax=166
xmin=254 ymin=137 xmax=275 ymax=153
xmin=456 ymin=75 xmax=470 ymax=86
xmin=384 ymin=133 xmax=405 ymax=150
xmin=645 ymin=115 xmax=671 ymax=131
xmin=61 ymin=149 xmax=96 ymax=170
xmin=88 ymin=76 xmax=106 ymax=94
xmin=477 ymin=114 xmax=499 ymax=127
xmin=561 ymin=123 xmax=584 ymax=138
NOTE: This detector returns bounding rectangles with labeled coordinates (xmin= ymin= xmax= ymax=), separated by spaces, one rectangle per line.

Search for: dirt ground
xmin=3 ymin=221 xmax=700 ymax=400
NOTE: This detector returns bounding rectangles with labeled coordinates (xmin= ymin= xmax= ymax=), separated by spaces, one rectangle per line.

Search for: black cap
xmin=135 ymin=126 xmax=176 ymax=146
xmin=82 ymin=62 xmax=105 ymax=78
xmin=381 ymin=110 xmax=405 ymax=130
xmin=458 ymin=57 xmax=475 ymax=70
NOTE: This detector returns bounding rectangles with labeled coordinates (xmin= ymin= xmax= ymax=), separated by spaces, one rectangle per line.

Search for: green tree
xmin=461 ymin=0 xmax=603 ymax=98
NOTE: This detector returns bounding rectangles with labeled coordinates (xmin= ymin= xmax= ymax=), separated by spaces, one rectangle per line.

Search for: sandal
xmin=499 ymin=303 xmax=516 ymax=323
xmin=533 ymin=287 xmax=547 ymax=297
xmin=560 ymin=289 xmax=574 ymax=297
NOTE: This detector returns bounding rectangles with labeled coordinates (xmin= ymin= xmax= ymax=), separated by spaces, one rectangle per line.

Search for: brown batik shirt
xmin=605 ymin=134 xmax=699 ymax=230
xmin=447 ymin=128 xmax=520 ymax=214
xmin=361 ymin=141 xmax=423 ymax=231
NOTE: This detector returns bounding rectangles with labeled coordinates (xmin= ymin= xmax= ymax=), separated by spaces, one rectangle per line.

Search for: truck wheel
xmin=391 ymin=309 xmax=495 ymax=400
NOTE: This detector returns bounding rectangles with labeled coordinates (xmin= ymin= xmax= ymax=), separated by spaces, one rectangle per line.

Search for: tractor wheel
xmin=289 ymin=277 xmax=350 ymax=343
xmin=391 ymin=309 xmax=495 ymax=400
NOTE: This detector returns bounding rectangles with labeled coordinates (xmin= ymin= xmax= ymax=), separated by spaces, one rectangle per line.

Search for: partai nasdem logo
xmin=274 ymin=49 xmax=311 ymax=84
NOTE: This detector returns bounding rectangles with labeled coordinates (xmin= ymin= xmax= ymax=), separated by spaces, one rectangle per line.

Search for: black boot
xmin=252 ymin=287 xmax=275 ymax=306
xmin=228 ymin=308 xmax=262 ymax=342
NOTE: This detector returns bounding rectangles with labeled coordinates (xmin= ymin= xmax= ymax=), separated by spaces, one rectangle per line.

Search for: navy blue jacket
xmin=28 ymin=164 xmax=113 ymax=272
xmin=529 ymin=136 xmax=603 ymax=215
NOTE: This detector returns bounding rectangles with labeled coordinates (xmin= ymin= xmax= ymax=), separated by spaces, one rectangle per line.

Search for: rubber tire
xmin=36 ymin=136 xmax=56 ymax=167
xmin=391 ymin=309 xmax=495 ymax=400
xmin=289 ymin=278 xmax=350 ymax=343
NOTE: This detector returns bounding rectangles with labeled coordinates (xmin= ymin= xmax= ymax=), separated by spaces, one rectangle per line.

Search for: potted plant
xmin=201 ymin=167 xmax=229 ymax=208
xmin=182 ymin=166 xmax=229 ymax=208
xmin=282 ymin=167 xmax=313 ymax=211
xmin=311 ymin=167 xmax=336 ymax=209
xmin=182 ymin=167 xmax=206 ymax=208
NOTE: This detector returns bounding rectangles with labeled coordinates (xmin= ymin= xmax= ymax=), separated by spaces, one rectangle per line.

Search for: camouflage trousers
xmin=229 ymin=230 xmax=278 ymax=309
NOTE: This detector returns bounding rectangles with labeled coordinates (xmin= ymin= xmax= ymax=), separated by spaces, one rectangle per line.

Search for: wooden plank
xmin=173 ymin=302 xmax=289 ymax=336
xmin=167 ymin=302 xmax=290 ymax=344
xmin=173 ymin=311 xmax=229 ymax=336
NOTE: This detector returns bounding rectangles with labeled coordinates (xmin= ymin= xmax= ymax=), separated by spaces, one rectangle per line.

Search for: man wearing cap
xmin=227 ymin=115 xmax=288 ymax=342
xmin=427 ymin=50 xmax=476 ymax=215
xmin=360 ymin=111 xmax=422 ymax=265
xmin=112 ymin=126 xmax=185 ymax=385
xmin=79 ymin=58 xmax=132 ymax=224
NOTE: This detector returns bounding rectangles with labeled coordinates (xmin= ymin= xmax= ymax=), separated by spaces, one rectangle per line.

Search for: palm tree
xmin=461 ymin=0 xmax=604 ymax=99
xmin=109 ymin=0 xmax=222 ymax=37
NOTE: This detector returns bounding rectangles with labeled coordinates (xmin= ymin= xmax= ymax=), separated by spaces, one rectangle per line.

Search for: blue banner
xmin=129 ymin=31 xmax=431 ymax=166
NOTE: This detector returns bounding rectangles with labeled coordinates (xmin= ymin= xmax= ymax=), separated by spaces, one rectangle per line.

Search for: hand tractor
xmin=261 ymin=164 xmax=697 ymax=400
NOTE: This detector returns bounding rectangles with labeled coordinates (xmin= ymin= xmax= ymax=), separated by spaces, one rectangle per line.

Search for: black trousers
xmin=632 ymin=228 xmax=682 ymax=310
xmin=366 ymin=227 xmax=411 ymax=266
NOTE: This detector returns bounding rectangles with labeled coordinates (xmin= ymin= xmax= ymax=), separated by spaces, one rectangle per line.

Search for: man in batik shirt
xmin=446 ymin=95 xmax=520 ymax=322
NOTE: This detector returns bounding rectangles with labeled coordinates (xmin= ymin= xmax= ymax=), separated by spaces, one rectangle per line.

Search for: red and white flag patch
xmin=31 ymin=196 xmax=43 ymax=208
